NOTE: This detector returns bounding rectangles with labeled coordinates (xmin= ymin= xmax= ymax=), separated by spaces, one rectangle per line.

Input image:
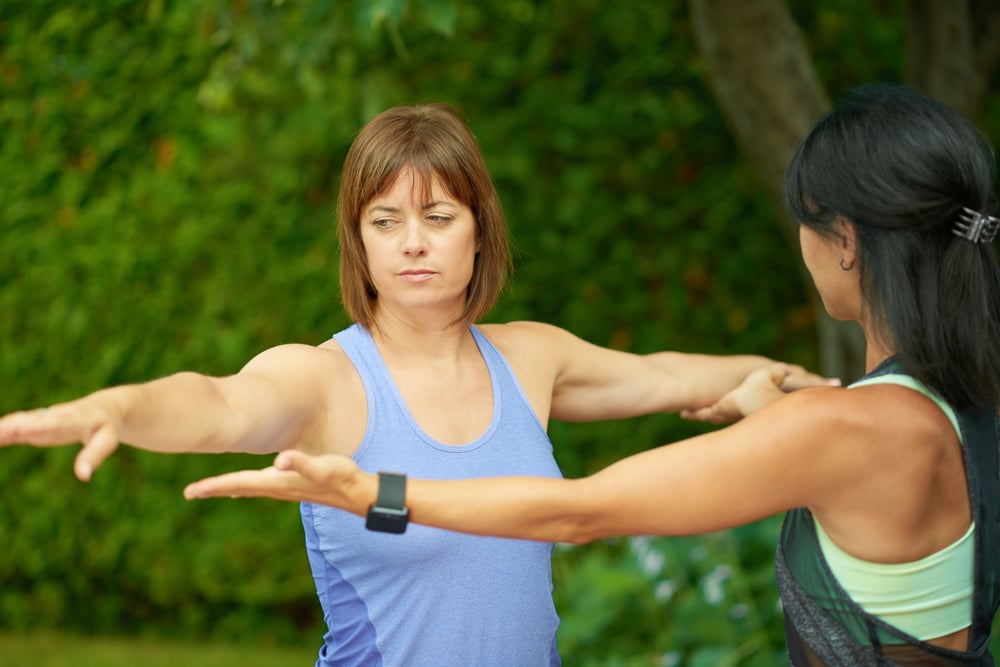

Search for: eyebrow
xmin=366 ymin=201 xmax=458 ymax=215
xmin=422 ymin=200 xmax=457 ymax=210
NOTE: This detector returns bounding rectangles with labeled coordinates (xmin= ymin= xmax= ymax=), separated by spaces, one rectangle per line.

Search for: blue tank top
xmin=301 ymin=323 xmax=563 ymax=667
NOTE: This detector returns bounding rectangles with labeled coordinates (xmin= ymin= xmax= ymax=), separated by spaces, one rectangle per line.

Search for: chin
xmin=823 ymin=306 xmax=860 ymax=323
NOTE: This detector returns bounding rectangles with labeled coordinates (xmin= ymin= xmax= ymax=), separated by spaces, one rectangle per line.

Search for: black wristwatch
xmin=365 ymin=472 xmax=409 ymax=534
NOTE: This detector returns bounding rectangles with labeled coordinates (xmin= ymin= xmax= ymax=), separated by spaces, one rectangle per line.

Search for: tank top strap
xmin=468 ymin=325 xmax=547 ymax=435
xmin=332 ymin=323 xmax=388 ymax=410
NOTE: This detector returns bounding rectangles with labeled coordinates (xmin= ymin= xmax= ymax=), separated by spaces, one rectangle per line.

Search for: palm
xmin=184 ymin=452 xmax=361 ymax=507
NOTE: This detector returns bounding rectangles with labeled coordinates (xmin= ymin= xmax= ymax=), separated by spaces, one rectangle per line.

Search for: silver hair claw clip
xmin=953 ymin=207 xmax=1000 ymax=244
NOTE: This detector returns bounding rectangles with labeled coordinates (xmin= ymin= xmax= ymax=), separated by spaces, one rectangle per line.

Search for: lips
xmin=398 ymin=269 xmax=436 ymax=282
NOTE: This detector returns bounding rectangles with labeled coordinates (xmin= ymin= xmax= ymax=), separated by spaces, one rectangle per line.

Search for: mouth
xmin=398 ymin=269 xmax=436 ymax=283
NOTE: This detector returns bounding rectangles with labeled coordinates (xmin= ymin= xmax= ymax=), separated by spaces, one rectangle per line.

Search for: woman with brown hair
xmin=0 ymin=103 xmax=823 ymax=666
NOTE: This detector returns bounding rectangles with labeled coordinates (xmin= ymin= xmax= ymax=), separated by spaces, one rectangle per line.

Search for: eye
xmin=372 ymin=218 xmax=393 ymax=229
xmin=427 ymin=214 xmax=452 ymax=224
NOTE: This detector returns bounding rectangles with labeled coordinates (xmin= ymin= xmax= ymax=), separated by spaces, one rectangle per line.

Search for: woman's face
xmin=360 ymin=167 xmax=478 ymax=320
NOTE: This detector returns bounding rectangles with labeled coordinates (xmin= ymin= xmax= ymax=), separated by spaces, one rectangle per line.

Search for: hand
xmin=184 ymin=450 xmax=367 ymax=513
xmin=681 ymin=363 xmax=839 ymax=424
xmin=0 ymin=397 xmax=123 ymax=482
xmin=777 ymin=364 xmax=841 ymax=392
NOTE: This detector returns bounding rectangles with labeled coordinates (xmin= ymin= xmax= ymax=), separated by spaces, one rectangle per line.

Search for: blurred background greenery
xmin=1 ymin=1 xmax=998 ymax=665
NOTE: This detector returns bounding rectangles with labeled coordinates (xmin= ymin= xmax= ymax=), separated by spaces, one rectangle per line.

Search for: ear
xmin=832 ymin=216 xmax=858 ymax=266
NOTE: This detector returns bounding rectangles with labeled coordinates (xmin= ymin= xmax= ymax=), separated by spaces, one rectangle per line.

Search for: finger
xmin=185 ymin=468 xmax=305 ymax=500
xmin=74 ymin=424 xmax=120 ymax=482
xmin=0 ymin=406 xmax=89 ymax=447
xmin=274 ymin=450 xmax=334 ymax=483
xmin=191 ymin=485 xmax=306 ymax=502
xmin=780 ymin=373 xmax=842 ymax=391
xmin=680 ymin=406 xmax=727 ymax=424
xmin=184 ymin=468 xmax=275 ymax=498
xmin=680 ymin=407 xmax=710 ymax=421
xmin=274 ymin=449 xmax=303 ymax=471
xmin=766 ymin=363 xmax=792 ymax=386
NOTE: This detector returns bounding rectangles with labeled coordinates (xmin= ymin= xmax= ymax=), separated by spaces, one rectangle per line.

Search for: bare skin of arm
xmin=480 ymin=321 xmax=834 ymax=425
xmin=186 ymin=383 xmax=969 ymax=565
xmin=0 ymin=321 xmax=831 ymax=481
xmin=0 ymin=342 xmax=363 ymax=480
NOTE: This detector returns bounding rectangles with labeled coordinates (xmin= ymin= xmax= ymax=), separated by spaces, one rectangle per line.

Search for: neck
xmin=861 ymin=324 xmax=895 ymax=373
xmin=369 ymin=308 xmax=472 ymax=361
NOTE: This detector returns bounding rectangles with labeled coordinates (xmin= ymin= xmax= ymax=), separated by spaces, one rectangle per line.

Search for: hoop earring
xmin=839 ymin=258 xmax=855 ymax=271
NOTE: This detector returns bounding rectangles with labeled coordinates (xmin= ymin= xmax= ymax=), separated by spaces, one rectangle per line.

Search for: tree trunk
xmin=907 ymin=0 xmax=1000 ymax=117
xmin=688 ymin=0 xmax=866 ymax=381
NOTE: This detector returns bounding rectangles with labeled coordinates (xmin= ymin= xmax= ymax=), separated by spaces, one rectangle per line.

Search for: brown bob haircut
xmin=337 ymin=103 xmax=511 ymax=330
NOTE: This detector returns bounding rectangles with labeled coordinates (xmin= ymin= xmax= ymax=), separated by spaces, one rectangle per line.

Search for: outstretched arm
xmin=185 ymin=386 xmax=856 ymax=542
xmin=0 ymin=343 xmax=339 ymax=481
xmin=506 ymin=322 xmax=837 ymax=422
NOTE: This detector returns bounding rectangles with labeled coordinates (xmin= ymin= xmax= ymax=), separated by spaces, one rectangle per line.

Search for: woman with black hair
xmin=186 ymin=83 xmax=1000 ymax=665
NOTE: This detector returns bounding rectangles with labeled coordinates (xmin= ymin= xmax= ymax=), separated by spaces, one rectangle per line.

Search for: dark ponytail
xmin=784 ymin=83 xmax=1000 ymax=410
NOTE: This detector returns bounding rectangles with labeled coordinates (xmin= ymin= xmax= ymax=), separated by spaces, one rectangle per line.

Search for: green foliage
xmin=1 ymin=0 xmax=998 ymax=663
xmin=552 ymin=523 xmax=789 ymax=666
xmin=0 ymin=629 xmax=315 ymax=667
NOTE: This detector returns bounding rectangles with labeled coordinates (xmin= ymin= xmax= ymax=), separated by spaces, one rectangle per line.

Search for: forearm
xmin=403 ymin=430 xmax=777 ymax=542
xmin=186 ymin=457 xmax=710 ymax=543
xmin=82 ymin=372 xmax=245 ymax=454
xmin=182 ymin=456 xmax=591 ymax=542
xmin=652 ymin=352 xmax=773 ymax=409
xmin=403 ymin=475 xmax=600 ymax=544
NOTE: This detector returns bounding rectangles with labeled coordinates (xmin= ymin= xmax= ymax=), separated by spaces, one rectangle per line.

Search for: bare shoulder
xmin=237 ymin=340 xmax=366 ymax=456
xmin=759 ymin=382 xmax=950 ymax=444
xmin=237 ymin=342 xmax=363 ymax=421
xmin=763 ymin=380 xmax=965 ymax=560
xmin=837 ymin=383 xmax=954 ymax=442
xmin=477 ymin=320 xmax=564 ymax=344
xmin=836 ymin=381 xmax=957 ymax=452
xmin=746 ymin=383 xmax=956 ymax=487
xmin=476 ymin=321 xmax=578 ymax=359
xmin=241 ymin=341 xmax=356 ymax=380
xmin=475 ymin=320 xmax=581 ymax=372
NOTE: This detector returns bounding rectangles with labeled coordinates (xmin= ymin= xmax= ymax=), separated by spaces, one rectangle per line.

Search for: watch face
xmin=366 ymin=507 xmax=409 ymax=534
xmin=366 ymin=472 xmax=408 ymax=533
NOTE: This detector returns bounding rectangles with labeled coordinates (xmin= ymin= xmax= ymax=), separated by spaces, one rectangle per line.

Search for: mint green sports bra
xmin=813 ymin=373 xmax=974 ymax=639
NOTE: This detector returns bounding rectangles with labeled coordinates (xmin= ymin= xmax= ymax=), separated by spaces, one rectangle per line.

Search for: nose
xmin=401 ymin=220 xmax=427 ymax=257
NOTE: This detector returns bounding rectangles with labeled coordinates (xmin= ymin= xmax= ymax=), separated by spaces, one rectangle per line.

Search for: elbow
xmin=554 ymin=478 xmax=615 ymax=545
xmin=558 ymin=515 xmax=614 ymax=545
xmin=561 ymin=528 xmax=598 ymax=546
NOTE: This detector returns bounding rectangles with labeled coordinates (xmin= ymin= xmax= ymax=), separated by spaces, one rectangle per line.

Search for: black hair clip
xmin=953 ymin=207 xmax=999 ymax=244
